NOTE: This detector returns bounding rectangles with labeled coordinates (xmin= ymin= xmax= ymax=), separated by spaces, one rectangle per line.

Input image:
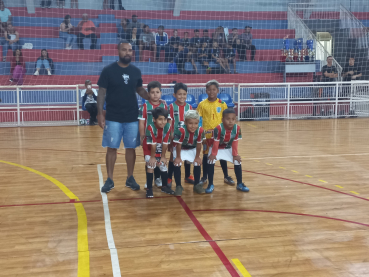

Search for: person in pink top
xmin=77 ymin=14 xmax=97 ymax=50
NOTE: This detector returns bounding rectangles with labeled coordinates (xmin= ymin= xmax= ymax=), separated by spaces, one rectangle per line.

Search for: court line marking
xmin=232 ymin=259 xmax=252 ymax=277
xmin=176 ymin=197 xmax=240 ymax=277
xmin=319 ymin=180 xmax=328 ymax=183
xmin=97 ymin=164 xmax=121 ymax=277
xmin=291 ymin=170 xmax=299 ymax=173
xmin=0 ymin=160 xmax=90 ymax=277
xmin=241 ymin=153 xmax=369 ymax=160
xmin=305 ymin=175 xmax=312 ymax=178
xmin=335 ymin=185 xmax=344 ymax=189
xmin=192 ymin=209 xmax=369 ymax=228
xmin=350 ymin=191 xmax=360 ymax=195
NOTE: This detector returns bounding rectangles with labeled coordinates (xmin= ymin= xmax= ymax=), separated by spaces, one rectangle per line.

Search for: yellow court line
xmin=279 ymin=167 xmax=285 ymax=169
xmin=335 ymin=185 xmax=344 ymax=189
xmin=254 ymin=160 xmax=260 ymax=162
xmin=305 ymin=175 xmax=312 ymax=178
xmin=319 ymin=180 xmax=327 ymax=183
xmin=350 ymin=191 xmax=359 ymax=195
xmin=265 ymin=163 xmax=273 ymax=165
xmin=232 ymin=259 xmax=252 ymax=277
xmin=0 ymin=160 xmax=90 ymax=277
xmin=247 ymin=123 xmax=256 ymax=128
xmin=291 ymin=170 xmax=299 ymax=173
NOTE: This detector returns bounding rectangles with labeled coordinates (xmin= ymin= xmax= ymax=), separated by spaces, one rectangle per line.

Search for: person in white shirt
xmin=81 ymin=80 xmax=98 ymax=125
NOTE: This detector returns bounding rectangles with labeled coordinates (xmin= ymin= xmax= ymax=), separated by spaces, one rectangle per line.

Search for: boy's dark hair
xmin=152 ymin=106 xmax=169 ymax=119
xmin=203 ymin=29 xmax=208 ymax=33
xmin=174 ymin=82 xmax=188 ymax=94
xmin=223 ymin=108 xmax=236 ymax=117
xmin=85 ymin=79 xmax=91 ymax=84
xmin=232 ymin=28 xmax=237 ymax=31
xmin=184 ymin=31 xmax=188 ymax=34
xmin=158 ymin=25 xmax=164 ymax=30
xmin=147 ymin=81 xmax=162 ymax=92
xmin=143 ymin=24 xmax=148 ymax=29
xmin=194 ymin=29 xmax=199 ymax=32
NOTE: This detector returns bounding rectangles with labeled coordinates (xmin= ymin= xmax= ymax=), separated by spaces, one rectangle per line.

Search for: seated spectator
xmin=155 ymin=25 xmax=169 ymax=62
xmin=60 ymin=15 xmax=77 ymax=50
xmin=212 ymin=26 xmax=226 ymax=49
xmin=139 ymin=24 xmax=156 ymax=61
xmin=187 ymin=45 xmax=198 ymax=72
xmin=0 ymin=1 xmax=11 ymax=24
xmin=57 ymin=0 xmax=65 ymax=8
xmin=229 ymin=28 xmax=239 ymax=47
xmin=127 ymin=15 xmax=142 ymax=34
xmin=181 ymin=32 xmax=190 ymax=49
xmin=343 ymin=57 xmax=362 ymax=81
xmin=103 ymin=0 xmax=124 ymax=10
xmin=34 ymin=49 xmax=54 ymax=76
xmin=9 ymin=49 xmax=25 ymax=85
xmin=71 ymin=0 xmax=78 ymax=8
xmin=201 ymin=29 xmax=212 ymax=47
xmin=170 ymin=29 xmax=181 ymax=59
xmin=3 ymin=23 xmax=19 ymax=62
xmin=198 ymin=41 xmax=210 ymax=69
xmin=118 ymin=18 xmax=129 ymax=41
xmin=240 ymin=26 xmax=256 ymax=61
xmin=190 ymin=29 xmax=202 ymax=50
xmin=224 ymin=43 xmax=237 ymax=74
xmin=81 ymin=79 xmax=98 ymax=125
xmin=41 ymin=0 xmax=52 ymax=8
xmin=210 ymin=41 xmax=227 ymax=73
xmin=126 ymin=27 xmax=140 ymax=62
xmin=77 ymin=14 xmax=97 ymax=50
xmin=174 ymin=43 xmax=197 ymax=74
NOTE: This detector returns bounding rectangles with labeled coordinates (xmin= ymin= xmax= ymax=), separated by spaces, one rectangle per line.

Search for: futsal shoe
xmin=224 ymin=176 xmax=235 ymax=186
xmin=185 ymin=175 xmax=195 ymax=184
xmin=193 ymin=183 xmax=205 ymax=194
xmin=101 ymin=178 xmax=114 ymax=193
xmin=237 ymin=183 xmax=250 ymax=192
xmin=199 ymin=177 xmax=208 ymax=185
xmin=161 ymin=186 xmax=174 ymax=195
xmin=205 ymin=184 xmax=214 ymax=194
xmin=174 ymin=185 xmax=184 ymax=196
xmin=146 ymin=189 xmax=154 ymax=198
xmin=155 ymin=178 xmax=162 ymax=187
xmin=125 ymin=176 xmax=140 ymax=190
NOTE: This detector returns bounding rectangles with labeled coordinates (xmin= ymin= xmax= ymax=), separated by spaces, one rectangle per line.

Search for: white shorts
xmin=208 ymin=147 xmax=240 ymax=165
xmin=173 ymin=147 xmax=200 ymax=166
xmin=144 ymin=155 xmax=168 ymax=171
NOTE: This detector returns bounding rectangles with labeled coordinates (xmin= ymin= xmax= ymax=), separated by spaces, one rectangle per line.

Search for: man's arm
xmin=136 ymin=86 xmax=149 ymax=100
xmin=97 ymin=87 xmax=106 ymax=129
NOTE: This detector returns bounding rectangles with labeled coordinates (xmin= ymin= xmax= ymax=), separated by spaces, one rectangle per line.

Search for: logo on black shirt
xmin=122 ymin=74 xmax=130 ymax=84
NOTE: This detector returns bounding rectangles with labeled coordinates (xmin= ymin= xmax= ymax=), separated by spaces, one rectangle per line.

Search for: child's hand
xmin=233 ymin=155 xmax=242 ymax=164
xmin=194 ymin=156 xmax=202 ymax=166
xmin=140 ymin=135 xmax=145 ymax=146
xmin=160 ymin=156 xmax=167 ymax=166
xmin=148 ymin=157 xmax=157 ymax=168
xmin=208 ymin=154 xmax=217 ymax=164
xmin=174 ymin=157 xmax=182 ymax=167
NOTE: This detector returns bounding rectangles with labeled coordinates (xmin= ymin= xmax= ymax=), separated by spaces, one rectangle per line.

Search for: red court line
xmin=176 ymin=197 xmax=240 ymax=277
xmin=109 ymin=196 xmax=174 ymax=201
xmin=192 ymin=209 xmax=369 ymax=228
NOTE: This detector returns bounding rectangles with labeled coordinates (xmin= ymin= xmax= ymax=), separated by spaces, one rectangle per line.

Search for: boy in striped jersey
xmin=206 ymin=109 xmax=249 ymax=193
xmin=173 ymin=110 xmax=206 ymax=195
xmin=143 ymin=107 xmax=174 ymax=198
xmin=138 ymin=81 xmax=171 ymax=188
xmin=167 ymin=82 xmax=194 ymax=186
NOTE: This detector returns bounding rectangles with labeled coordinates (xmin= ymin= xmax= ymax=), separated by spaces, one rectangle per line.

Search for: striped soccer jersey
xmin=138 ymin=101 xmax=170 ymax=128
xmin=212 ymin=123 xmax=242 ymax=149
xmin=145 ymin=122 xmax=171 ymax=157
xmin=173 ymin=125 xmax=205 ymax=149
xmin=168 ymin=101 xmax=192 ymax=131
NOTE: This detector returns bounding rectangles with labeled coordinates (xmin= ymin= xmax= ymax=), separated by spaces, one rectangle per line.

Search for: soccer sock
xmin=168 ymin=161 xmax=174 ymax=180
xmin=234 ymin=165 xmax=242 ymax=185
xmin=185 ymin=162 xmax=191 ymax=178
xmin=146 ymin=172 xmax=153 ymax=190
xmin=207 ymin=163 xmax=215 ymax=185
xmin=154 ymin=166 xmax=161 ymax=180
xmin=194 ymin=165 xmax=201 ymax=185
xmin=220 ymin=160 xmax=228 ymax=178
xmin=160 ymin=170 xmax=168 ymax=187
xmin=173 ymin=166 xmax=181 ymax=187
xmin=202 ymin=154 xmax=208 ymax=180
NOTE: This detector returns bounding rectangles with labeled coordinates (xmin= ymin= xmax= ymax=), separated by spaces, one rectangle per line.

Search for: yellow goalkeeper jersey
xmin=197 ymin=98 xmax=228 ymax=139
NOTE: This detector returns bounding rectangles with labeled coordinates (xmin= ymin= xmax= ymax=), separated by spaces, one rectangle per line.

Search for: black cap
xmin=132 ymin=14 xmax=138 ymax=18
xmin=245 ymin=26 xmax=252 ymax=29
xmin=194 ymin=29 xmax=199 ymax=32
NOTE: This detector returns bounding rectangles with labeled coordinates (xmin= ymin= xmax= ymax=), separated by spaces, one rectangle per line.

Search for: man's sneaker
xmin=185 ymin=175 xmax=195 ymax=184
xmin=144 ymin=183 xmax=147 ymax=188
xmin=47 ymin=71 xmax=52 ymax=76
xmin=34 ymin=71 xmax=39 ymax=76
xmin=125 ymin=175 xmax=140 ymax=191
xmin=155 ymin=178 xmax=162 ymax=187
xmin=174 ymin=185 xmax=184 ymax=196
xmin=205 ymin=184 xmax=214 ymax=194
xmin=224 ymin=176 xmax=235 ymax=186
xmin=101 ymin=178 xmax=114 ymax=193
xmin=167 ymin=178 xmax=172 ymax=187
xmin=161 ymin=186 xmax=174 ymax=195
xmin=237 ymin=183 xmax=250 ymax=192
xmin=199 ymin=177 xmax=208 ymax=185
xmin=146 ymin=189 xmax=154 ymax=198
xmin=193 ymin=183 xmax=205 ymax=194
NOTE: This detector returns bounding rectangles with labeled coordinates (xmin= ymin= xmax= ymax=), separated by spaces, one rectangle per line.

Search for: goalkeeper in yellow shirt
xmin=197 ymin=80 xmax=236 ymax=187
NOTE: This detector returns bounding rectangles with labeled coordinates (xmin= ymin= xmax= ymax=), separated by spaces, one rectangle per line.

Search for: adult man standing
xmin=239 ymin=26 xmax=256 ymax=61
xmin=321 ymin=56 xmax=338 ymax=82
xmin=97 ymin=40 xmax=150 ymax=193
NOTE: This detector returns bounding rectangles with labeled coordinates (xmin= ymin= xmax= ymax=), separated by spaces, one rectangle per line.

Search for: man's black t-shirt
xmin=321 ymin=65 xmax=338 ymax=82
xmin=343 ymin=64 xmax=361 ymax=81
xmin=97 ymin=62 xmax=143 ymax=123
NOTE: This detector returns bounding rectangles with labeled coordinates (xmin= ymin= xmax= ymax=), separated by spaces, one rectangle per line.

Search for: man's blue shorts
xmin=102 ymin=120 xmax=140 ymax=149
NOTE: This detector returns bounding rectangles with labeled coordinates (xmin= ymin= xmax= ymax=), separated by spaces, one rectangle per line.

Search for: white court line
xmin=97 ymin=164 xmax=122 ymax=277
xmin=243 ymin=153 xmax=369 ymax=160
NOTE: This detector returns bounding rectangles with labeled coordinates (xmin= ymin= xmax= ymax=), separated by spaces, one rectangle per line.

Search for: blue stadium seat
xmin=198 ymin=94 xmax=208 ymax=104
xmin=162 ymin=94 xmax=175 ymax=106
xmin=218 ymin=93 xmax=235 ymax=108
xmin=186 ymin=94 xmax=197 ymax=109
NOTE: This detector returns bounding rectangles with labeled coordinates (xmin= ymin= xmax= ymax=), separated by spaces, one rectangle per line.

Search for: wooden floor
xmin=1 ymin=119 xmax=369 ymax=277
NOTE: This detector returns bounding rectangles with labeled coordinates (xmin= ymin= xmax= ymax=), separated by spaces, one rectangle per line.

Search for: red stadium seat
xmin=98 ymin=23 xmax=118 ymax=33
xmin=141 ymin=50 xmax=154 ymax=62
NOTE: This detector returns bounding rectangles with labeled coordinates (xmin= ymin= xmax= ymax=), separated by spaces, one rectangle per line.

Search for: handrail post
xmin=335 ymin=82 xmax=339 ymax=118
xmin=237 ymin=84 xmax=241 ymax=120
xmin=16 ymin=87 xmax=20 ymax=126
xmin=76 ymin=85 xmax=80 ymax=124
xmin=287 ymin=84 xmax=290 ymax=119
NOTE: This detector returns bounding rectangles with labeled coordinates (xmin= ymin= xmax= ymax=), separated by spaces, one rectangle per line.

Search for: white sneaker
xmin=34 ymin=71 xmax=39 ymax=76
xmin=48 ymin=71 xmax=52 ymax=76
xmin=144 ymin=183 xmax=147 ymax=188
xmin=155 ymin=178 xmax=162 ymax=187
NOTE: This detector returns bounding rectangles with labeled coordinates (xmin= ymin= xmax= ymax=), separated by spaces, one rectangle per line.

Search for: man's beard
xmin=119 ymin=56 xmax=131 ymax=64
